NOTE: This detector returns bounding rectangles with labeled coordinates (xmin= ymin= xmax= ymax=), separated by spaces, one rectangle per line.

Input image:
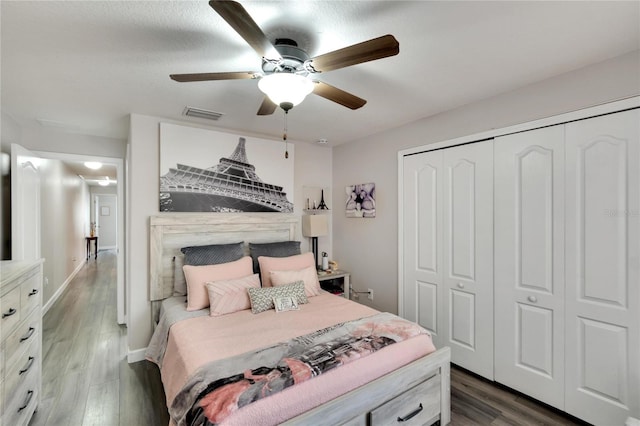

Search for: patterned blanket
xmin=170 ymin=312 xmax=428 ymax=426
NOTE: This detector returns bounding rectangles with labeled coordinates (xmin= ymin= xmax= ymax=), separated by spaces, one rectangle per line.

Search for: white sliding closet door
xmin=564 ymin=109 xmax=639 ymax=425
xmin=442 ymin=142 xmax=494 ymax=379
xmin=494 ymin=126 xmax=565 ymax=408
xmin=402 ymin=150 xmax=444 ymax=347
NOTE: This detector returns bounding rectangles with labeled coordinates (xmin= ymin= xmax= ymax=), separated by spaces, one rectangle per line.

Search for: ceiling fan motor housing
xmin=262 ymin=38 xmax=310 ymax=74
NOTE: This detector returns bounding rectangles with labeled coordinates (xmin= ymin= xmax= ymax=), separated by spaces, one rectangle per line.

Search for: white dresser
xmin=1 ymin=259 xmax=43 ymax=426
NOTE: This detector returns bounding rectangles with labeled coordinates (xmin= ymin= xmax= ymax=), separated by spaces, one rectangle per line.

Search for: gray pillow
xmin=247 ymin=281 xmax=308 ymax=314
xmin=180 ymin=242 xmax=244 ymax=266
xmin=249 ymin=241 xmax=301 ymax=274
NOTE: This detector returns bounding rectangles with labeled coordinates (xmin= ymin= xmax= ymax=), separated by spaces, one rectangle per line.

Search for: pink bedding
xmin=160 ymin=293 xmax=436 ymax=425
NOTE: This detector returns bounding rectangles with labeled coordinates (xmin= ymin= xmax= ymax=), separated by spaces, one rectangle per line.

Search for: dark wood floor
xmin=30 ymin=250 xmax=587 ymax=426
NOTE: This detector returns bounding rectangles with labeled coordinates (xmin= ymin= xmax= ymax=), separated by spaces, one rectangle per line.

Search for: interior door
xmin=11 ymin=143 xmax=42 ymax=260
xmin=564 ymin=109 xmax=639 ymax=425
xmin=494 ymin=126 xmax=565 ymax=408
xmin=402 ymin=150 xmax=444 ymax=347
xmin=442 ymin=141 xmax=494 ymax=379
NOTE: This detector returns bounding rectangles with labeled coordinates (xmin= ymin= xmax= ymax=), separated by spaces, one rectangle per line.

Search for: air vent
xmin=183 ymin=107 xmax=224 ymax=121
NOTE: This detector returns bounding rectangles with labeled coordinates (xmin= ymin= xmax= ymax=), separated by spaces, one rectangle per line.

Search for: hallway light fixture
xmin=84 ymin=161 xmax=102 ymax=170
xmin=98 ymin=177 xmax=110 ymax=186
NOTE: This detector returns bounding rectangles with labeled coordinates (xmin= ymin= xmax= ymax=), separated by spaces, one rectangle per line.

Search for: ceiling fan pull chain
xmin=283 ymin=110 xmax=289 ymax=159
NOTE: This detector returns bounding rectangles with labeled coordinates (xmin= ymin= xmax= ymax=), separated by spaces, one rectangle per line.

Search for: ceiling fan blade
xmin=312 ymin=81 xmax=366 ymax=110
xmin=257 ymin=97 xmax=277 ymax=115
xmin=309 ymin=34 xmax=399 ymax=73
xmin=209 ymin=0 xmax=281 ymax=60
xmin=170 ymin=72 xmax=257 ymax=82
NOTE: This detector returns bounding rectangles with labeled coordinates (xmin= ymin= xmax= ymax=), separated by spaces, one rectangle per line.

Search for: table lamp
xmin=302 ymin=214 xmax=328 ymax=270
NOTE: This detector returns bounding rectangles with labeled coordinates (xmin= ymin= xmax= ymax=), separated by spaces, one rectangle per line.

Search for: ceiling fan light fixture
xmin=258 ymin=73 xmax=314 ymax=110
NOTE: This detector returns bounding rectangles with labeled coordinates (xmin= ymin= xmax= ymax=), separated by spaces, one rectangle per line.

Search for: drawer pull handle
xmin=528 ymin=296 xmax=538 ymax=303
xmin=17 ymin=390 xmax=34 ymax=412
xmin=19 ymin=356 xmax=35 ymax=375
xmin=2 ymin=307 xmax=17 ymax=318
xmin=397 ymin=403 xmax=423 ymax=422
xmin=20 ymin=327 xmax=36 ymax=342
xmin=29 ymin=288 xmax=38 ymax=296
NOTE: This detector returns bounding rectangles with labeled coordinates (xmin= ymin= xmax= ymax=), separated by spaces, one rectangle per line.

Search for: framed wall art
xmin=345 ymin=182 xmax=375 ymax=218
xmin=159 ymin=123 xmax=294 ymax=213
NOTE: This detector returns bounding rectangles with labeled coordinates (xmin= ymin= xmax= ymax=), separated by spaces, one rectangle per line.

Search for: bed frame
xmin=149 ymin=213 xmax=451 ymax=425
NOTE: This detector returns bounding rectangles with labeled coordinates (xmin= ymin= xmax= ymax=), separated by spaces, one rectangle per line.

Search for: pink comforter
xmin=161 ymin=293 xmax=435 ymax=425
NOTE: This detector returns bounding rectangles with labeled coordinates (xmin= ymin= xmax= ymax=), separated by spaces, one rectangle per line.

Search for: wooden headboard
xmin=149 ymin=213 xmax=299 ymax=302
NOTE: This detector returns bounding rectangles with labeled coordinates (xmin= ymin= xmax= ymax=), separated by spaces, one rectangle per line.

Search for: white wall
xmin=39 ymin=158 xmax=90 ymax=308
xmin=332 ymin=50 xmax=640 ymax=314
xmin=127 ymin=114 xmax=332 ymax=355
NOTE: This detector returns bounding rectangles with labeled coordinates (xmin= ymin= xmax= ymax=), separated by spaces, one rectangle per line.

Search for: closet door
xmin=402 ymin=151 xmax=444 ymax=347
xmin=442 ymin=142 xmax=494 ymax=379
xmin=494 ymin=126 xmax=565 ymax=408
xmin=564 ymin=109 xmax=639 ymax=425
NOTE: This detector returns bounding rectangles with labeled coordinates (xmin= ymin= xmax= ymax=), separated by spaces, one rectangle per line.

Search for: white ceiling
xmin=2 ymin=1 xmax=639 ymax=146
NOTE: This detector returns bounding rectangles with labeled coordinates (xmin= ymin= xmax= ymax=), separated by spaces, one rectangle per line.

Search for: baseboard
xmin=42 ymin=260 xmax=85 ymax=316
xmin=128 ymin=347 xmax=147 ymax=363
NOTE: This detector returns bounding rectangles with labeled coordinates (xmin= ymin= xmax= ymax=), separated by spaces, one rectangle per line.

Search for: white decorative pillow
xmin=247 ymin=281 xmax=308 ymax=314
xmin=270 ymin=266 xmax=321 ymax=297
xmin=205 ymin=274 xmax=260 ymax=317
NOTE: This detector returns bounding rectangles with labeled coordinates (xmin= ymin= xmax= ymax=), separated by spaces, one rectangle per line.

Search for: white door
xmin=11 ymin=143 xmax=41 ymax=260
xmin=494 ymin=126 xmax=566 ymax=408
xmin=402 ymin=150 xmax=444 ymax=347
xmin=442 ymin=142 xmax=494 ymax=379
xmin=564 ymin=109 xmax=639 ymax=424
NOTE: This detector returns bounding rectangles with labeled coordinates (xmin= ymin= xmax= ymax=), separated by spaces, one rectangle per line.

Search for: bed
xmin=147 ymin=213 xmax=451 ymax=426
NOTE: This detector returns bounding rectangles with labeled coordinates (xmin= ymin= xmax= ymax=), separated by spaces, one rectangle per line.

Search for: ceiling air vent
xmin=183 ymin=107 xmax=224 ymax=121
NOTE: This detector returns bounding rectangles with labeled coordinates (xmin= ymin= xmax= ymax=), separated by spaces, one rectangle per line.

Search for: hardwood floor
xmin=30 ymin=251 xmax=587 ymax=426
xmin=29 ymin=250 xmax=169 ymax=426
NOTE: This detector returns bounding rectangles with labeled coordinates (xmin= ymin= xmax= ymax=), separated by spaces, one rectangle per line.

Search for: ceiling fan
xmin=170 ymin=0 xmax=400 ymax=115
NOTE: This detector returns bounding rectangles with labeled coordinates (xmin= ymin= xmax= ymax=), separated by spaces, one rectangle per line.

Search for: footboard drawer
xmin=370 ymin=374 xmax=441 ymax=426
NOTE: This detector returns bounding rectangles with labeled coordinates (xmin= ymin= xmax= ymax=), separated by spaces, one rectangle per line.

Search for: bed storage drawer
xmin=370 ymin=374 xmax=441 ymax=426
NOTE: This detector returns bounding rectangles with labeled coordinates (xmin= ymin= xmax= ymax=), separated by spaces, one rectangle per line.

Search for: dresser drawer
xmin=1 ymin=285 xmax=21 ymax=337
xmin=3 ymin=335 xmax=39 ymax=410
xmin=3 ymin=309 xmax=39 ymax=373
xmin=2 ymin=375 xmax=38 ymax=426
xmin=20 ymin=271 xmax=41 ymax=318
xmin=370 ymin=374 xmax=441 ymax=426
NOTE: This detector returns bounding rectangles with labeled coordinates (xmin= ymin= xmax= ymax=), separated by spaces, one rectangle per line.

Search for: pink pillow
xmin=270 ymin=266 xmax=321 ymax=297
xmin=258 ymin=252 xmax=316 ymax=287
xmin=183 ymin=256 xmax=253 ymax=311
xmin=205 ymin=274 xmax=260 ymax=316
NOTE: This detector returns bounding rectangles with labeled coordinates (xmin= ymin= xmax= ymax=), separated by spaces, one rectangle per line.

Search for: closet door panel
xmin=402 ymin=151 xmax=444 ymax=347
xmin=494 ymin=126 xmax=565 ymax=408
xmin=565 ymin=109 xmax=639 ymax=425
xmin=443 ymin=142 xmax=494 ymax=379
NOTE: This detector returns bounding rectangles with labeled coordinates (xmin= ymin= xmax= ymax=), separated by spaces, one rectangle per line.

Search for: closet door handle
xmin=2 ymin=307 xmax=17 ymax=318
xmin=457 ymin=282 xmax=465 ymax=289
xmin=527 ymin=296 xmax=538 ymax=303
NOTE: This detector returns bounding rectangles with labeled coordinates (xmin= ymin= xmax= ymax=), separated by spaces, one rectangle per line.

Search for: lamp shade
xmin=258 ymin=73 xmax=314 ymax=107
xmin=302 ymin=214 xmax=328 ymax=237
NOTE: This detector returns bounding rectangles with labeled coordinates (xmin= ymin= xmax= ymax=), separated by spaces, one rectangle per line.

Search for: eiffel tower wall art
xmin=159 ymin=123 xmax=294 ymax=213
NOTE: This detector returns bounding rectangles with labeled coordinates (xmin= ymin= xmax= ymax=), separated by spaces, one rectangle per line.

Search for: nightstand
xmin=317 ymin=270 xmax=350 ymax=299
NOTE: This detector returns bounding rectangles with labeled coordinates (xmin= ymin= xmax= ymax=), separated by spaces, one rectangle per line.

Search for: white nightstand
xmin=317 ymin=270 xmax=350 ymax=299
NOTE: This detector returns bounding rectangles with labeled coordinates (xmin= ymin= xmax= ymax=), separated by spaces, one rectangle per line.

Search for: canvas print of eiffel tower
xmin=159 ymin=123 xmax=294 ymax=213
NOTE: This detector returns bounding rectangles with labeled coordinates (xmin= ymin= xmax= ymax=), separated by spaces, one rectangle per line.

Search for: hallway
xmin=29 ymin=251 xmax=169 ymax=426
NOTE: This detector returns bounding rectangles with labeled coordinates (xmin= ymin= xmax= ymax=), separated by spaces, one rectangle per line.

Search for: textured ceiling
xmin=2 ymin=1 xmax=639 ymax=146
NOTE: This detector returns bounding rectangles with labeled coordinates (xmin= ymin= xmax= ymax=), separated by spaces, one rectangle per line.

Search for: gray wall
xmin=332 ymin=50 xmax=640 ymax=314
